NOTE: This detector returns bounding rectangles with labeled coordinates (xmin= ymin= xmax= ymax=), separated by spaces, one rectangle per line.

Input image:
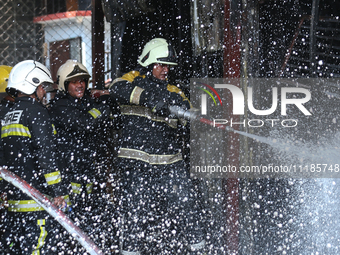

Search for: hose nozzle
xmin=169 ymin=105 xmax=200 ymax=121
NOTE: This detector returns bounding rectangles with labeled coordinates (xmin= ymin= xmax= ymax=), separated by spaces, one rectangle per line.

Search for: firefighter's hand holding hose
xmin=141 ymin=91 xmax=197 ymax=120
xmin=0 ymin=192 xmax=8 ymax=210
xmin=53 ymin=196 xmax=67 ymax=211
xmin=90 ymin=88 xmax=201 ymax=120
xmin=169 ymin=105 xmax=235 ymax=132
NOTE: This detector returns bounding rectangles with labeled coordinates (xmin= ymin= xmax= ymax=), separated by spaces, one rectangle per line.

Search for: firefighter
xmin=0 ymin=65 xmax=12 ymax=243
xmin=49 ymin=60 xmax=115 ymax=252
xmin=0 ymin=65 xmax=13 ymax=101
xmin=0 ymin=60 xmax=67 ymax=254
xmin=0 ymin=65 xmax=15 ymax=117
xmin=0 ymin=65 xmax=13 ymax=182
xmin=94 ymin=38 xmax=206 ymax=254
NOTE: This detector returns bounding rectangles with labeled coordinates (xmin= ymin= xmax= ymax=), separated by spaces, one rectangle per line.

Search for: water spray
xmin=0 ymin=167 xmax=103 ymax=255
xmin=169 ymin=105 xmax=274 ymax=145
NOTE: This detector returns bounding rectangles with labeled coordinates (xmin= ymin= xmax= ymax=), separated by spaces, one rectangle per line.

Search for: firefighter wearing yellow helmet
xmin=104 ymin=38 xmax=206 ymax=254
xmin=137 ymin=38 xmax=178 ymax=67
xmin=0 ymin=65 xmax=12 ymax=97
xmin=0 ymin=65 xmax=12 ymax=250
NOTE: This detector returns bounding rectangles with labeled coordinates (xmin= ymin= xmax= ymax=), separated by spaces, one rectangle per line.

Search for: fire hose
xmin=0 ymin=106 xmax=230 ymax=255
xmin=0 ymin=167 xmax=103 ymax=255
xmin=169 ymin=105 xmax=235 ymax=131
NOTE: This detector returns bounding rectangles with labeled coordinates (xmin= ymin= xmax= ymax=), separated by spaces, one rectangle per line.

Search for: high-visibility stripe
xmin=86 ymin=183 xmax=93 ymax=194
xmin=120 ymin=105 xmax=178 ymax=129
xmin=1 ymin=124 xmax=31 ymax=138
xmin=88 ymin=108 xmax=101 ymax=119
xmin=118 ymin=148 xmax=182 ymax=165
xmin=130 ymin=86 xmax=144 ymax=105
xmin=71 ymin=182 xmax=93 ymax=195
xmin=71 ymin=182 xmax=82 ymax=194
xmin=32 ymin=219 xmax=47 ymax=255
xmin=52 ymin=124 xmax=57 ymax=135
xmin=63 ymin=194 xmax=72 ymax=206
xmin=37 ymin=219 xmax=45 ymax=225
xmin=32 ymin=249 xmax=40 ymax=255
xmin=7 ymin=200 xmax=44 ymax=212
xmin=121 ymin=250 xmax=141 ymax=255
xmin=44 ymin=171 xmax=62 ymax=185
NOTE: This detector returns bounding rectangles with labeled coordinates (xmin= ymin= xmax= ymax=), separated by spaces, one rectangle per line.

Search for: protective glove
xmin=151 ymin=100 xmax=171 ymax=116
xmin=168 ymin=92 xmax=185 ymax=106
xmin=140 ymin=89 xmax=189 ymax=117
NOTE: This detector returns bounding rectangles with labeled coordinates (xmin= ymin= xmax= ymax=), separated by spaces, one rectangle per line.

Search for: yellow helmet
xmin=0 ymin=65 xmax=13 ymax=93
xmin=137 ymin=38 xmax=177 ymax=67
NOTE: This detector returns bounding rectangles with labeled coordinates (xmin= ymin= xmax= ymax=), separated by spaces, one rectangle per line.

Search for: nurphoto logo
xmin=193 ymin=78 xmax=312 ymax=129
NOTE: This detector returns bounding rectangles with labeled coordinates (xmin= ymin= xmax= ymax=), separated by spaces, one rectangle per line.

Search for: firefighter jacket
xmin=0 ymin=97 xmax=15 ymax=204
xmin=109 ymin=70 xmax=190 ymax=164
xmin=49 ymin=92 xmax=111 ymax=190
xmin=0 ymin=97 xmax=67 ymax=212
xmin=0 ymin=97 xmax=15 ymax=167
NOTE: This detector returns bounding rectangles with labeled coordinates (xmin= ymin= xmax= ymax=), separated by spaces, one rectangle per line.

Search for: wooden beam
xmin=91 ymin=0 xmax=105 ymax=89
xmin=223 ymin=0 xmax=241 ymax=253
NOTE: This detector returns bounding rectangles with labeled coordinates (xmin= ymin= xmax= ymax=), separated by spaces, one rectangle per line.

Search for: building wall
xmin=0 ymin=0 xmax=111 ymax=85
xmin=39 ymin=13 xmax=111 ymax=86
xmin=0 ymin=0 xmax=44 ymax=66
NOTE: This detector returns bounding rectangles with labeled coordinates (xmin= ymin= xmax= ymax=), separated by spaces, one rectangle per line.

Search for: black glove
xmin=140 ymin=89 xmax=189 ymax=117
xmin=139 ymin=89 xmax=169 ymax=116
xmin=151 ymin=100 xmax=171 ymax=116
xmin=168 ymin=92 xmax=191 ymax=110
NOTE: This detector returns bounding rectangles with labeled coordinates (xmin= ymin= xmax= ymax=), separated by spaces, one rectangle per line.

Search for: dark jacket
xmin=109 ymin=70 xmax=190 ymax=161
xmin=49 ymin=92 xmax=111 ymax=185
xmin=0 ymin=97 xmax=15 ymax=199
xmin=0 ymin=97 xmax=67 ymax=204
xmin=0 ymin=97 xmax=15 ymax=168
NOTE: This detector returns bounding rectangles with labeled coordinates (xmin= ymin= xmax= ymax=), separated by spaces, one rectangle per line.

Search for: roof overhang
xmin=33 ymin=11 xmax=92 ymax=25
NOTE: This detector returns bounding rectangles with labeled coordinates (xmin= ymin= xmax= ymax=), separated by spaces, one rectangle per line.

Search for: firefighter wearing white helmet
xmin=56 ymin=59 xmax=91 ymax=92
xmin=0 ymin=60 xmax=67 ymax=254
xmin=50 ymin=59 xmax=114 ymax=252
xmin=104 ymin=38 xmax=206 ymax=254
xmin=6 ymin=60 xmax=53 ymax=97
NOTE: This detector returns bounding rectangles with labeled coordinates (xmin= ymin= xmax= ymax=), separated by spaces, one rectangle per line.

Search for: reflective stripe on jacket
xmin=1 ymin=97 xmax=67 ymax=201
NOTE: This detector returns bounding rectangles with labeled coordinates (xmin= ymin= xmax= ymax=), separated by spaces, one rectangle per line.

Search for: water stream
xmin=233 ymin=128 xmax=340 ymax=254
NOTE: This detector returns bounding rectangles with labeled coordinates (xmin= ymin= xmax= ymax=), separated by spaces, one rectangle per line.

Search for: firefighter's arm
xmin=51 ymin=99 xmax=110 ymax=133
xmin=108 ymin=72 xmax=190 ymax=116
xmin=31 ymin=109 xmax=68 ymax=198
xmin=108 ymin=79 xmax=171 ymax=115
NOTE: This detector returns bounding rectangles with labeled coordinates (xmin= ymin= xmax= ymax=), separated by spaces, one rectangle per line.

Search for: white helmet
xmin=137 ymin=38 xmax=178 ymax=67
xmin=57 ymin=60 xmax=91 ymax=91
xmin=6 ymin=60 xmax=53 ymax=96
